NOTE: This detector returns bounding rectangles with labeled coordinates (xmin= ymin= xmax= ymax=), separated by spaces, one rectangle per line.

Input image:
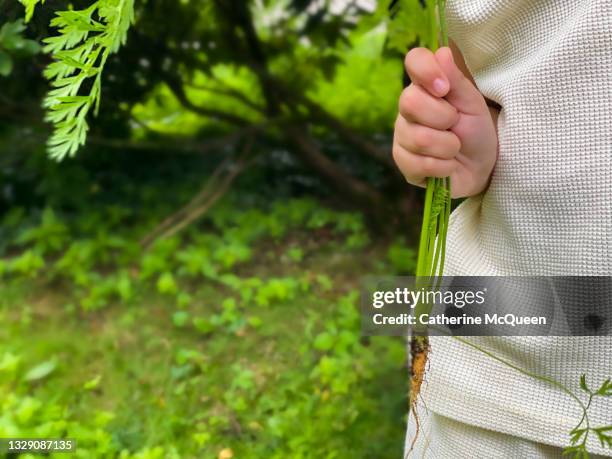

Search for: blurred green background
xmin=0 ymin=1 xmax=431 ymax=457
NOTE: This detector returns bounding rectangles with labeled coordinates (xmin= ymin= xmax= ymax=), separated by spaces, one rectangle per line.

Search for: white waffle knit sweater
xmin=415 ymin=0 xmax=612 ymax=456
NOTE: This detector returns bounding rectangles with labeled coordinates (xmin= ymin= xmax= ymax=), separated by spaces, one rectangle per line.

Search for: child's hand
xmin=393 ymin=46 xmax=498 ymax=198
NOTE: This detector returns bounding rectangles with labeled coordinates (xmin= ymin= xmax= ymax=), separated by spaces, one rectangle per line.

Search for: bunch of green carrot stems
xmin=413 ymin=0 xmax=451 ymax=331
xmin=408 ymin=2 xmax=453 ymax=444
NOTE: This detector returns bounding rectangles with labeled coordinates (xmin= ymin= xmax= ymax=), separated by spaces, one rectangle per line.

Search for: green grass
xmin=0 ymin=198 xmax=410 ymax=458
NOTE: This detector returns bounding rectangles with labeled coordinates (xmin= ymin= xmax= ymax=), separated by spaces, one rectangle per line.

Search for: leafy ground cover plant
xmin=0 ymin=181 xmax=410 ymax=457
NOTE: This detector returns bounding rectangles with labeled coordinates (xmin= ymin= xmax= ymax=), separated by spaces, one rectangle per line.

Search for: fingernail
xmin=433 ymin=78 xmax=448 ymax=95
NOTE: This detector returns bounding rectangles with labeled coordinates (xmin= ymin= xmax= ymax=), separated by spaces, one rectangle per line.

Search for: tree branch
xmin=140 ymin=135 xmax=255 ymax=247
xmin=185 ymin=79 xmax=265 ymax=114
xmin=210 ymin=3 xmax=394 ymax=170
xmin=210 ymin=3 xmax=391 ymax=211
xmin=285 ymin=124 xmax=386 ymax=208
xmin=213 ymin=1 xmax=282 ymax=117
xmin=163 ymin=73 xmax=253 ymax=126
xmin=87 ymin=130 xmax=250 ymax=154
xmin=295 ymin=95 xmax=395 ymax=168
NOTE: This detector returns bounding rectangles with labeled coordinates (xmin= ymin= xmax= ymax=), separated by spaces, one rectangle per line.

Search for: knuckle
xmin=393 ymin=114 xmax=403 ymax=131
xmin=449 ymin=133 xmax=462 ymax=153
xmin=393 ymin=118 xmax=409 ymax=146
xmin=406 ymin=47 xmax=428 ymax=63
xmin=420 ymin=156 xmax=439 ymax=177
xmin=405 ymin=47 xmax=430 ymax=70
xmin=438 ymin=135 xmax=461 ymax=159
xmin=392 ymin=146 xmax=420 ymax=181
xmin=404 ymin=48 xmax=419 ymax=67
xmin=445 ymin=106 xmax=461 ymax=128
xmin=398 ymin=86 xmax=418 ymax=116
xmin=391 ymin=144 xmax=403 ymax=164
xmin=411 ymin=127 xmax=432 ymax=150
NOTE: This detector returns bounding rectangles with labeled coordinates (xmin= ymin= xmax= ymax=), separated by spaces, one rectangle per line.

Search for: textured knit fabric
xmin=406 ymin=408 xmax=611 ymax=459
xmin=406 ymin=0 xmax=612 ymax=457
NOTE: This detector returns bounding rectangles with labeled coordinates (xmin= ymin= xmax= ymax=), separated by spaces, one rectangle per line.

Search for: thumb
xmin=435 ymin=47 xmax=485 ymax=115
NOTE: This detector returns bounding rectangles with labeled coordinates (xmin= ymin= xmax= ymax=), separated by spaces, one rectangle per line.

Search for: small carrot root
xmin=406 ymin=334 xmax=429 ymax=457
xmin=410 ymin=335 xmax=429 ymax=404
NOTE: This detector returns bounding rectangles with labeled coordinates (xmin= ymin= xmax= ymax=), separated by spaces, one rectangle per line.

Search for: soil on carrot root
xmin=407 ymin=334 xmax=429 ymax=454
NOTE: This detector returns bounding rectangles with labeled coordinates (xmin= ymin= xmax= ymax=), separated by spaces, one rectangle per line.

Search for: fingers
xmin=395 ymin=47 xmax=494 ymax=193
xmin=405 ymin=47 xmax=449 ymax=97
xmin=399 ymin=84 xmax=460 ymax=130
xmin=393 ymin=143 xmax=458 ymax=186
xmin=394 ymin=116 xmax=461 ymax=160
xmin=397 ymin=46 xmax=475 ymax=186
xmin=405 ymin=47 xmax=486 ymax=115
xmin=393 ymin=115 xmax=461 ymax=185
xmin=434 ymin=47 xmax=486 ymax=115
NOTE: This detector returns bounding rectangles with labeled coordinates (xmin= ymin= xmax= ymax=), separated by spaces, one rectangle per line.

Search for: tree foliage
xmin=1 ymin=0 xmax=432 ymax=217
xmin=42 ymin=0 xmax=134 ymax=159
xmin=0 ymin=18 xmax=40 ymax=75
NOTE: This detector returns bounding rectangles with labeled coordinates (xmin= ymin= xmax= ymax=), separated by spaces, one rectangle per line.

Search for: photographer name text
xmin=370 ymin=288 xmax=547 ymax=327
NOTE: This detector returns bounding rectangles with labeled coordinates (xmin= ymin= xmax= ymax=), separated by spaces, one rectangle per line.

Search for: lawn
xmin=0 ymin=194 xmax=411 ymax=458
